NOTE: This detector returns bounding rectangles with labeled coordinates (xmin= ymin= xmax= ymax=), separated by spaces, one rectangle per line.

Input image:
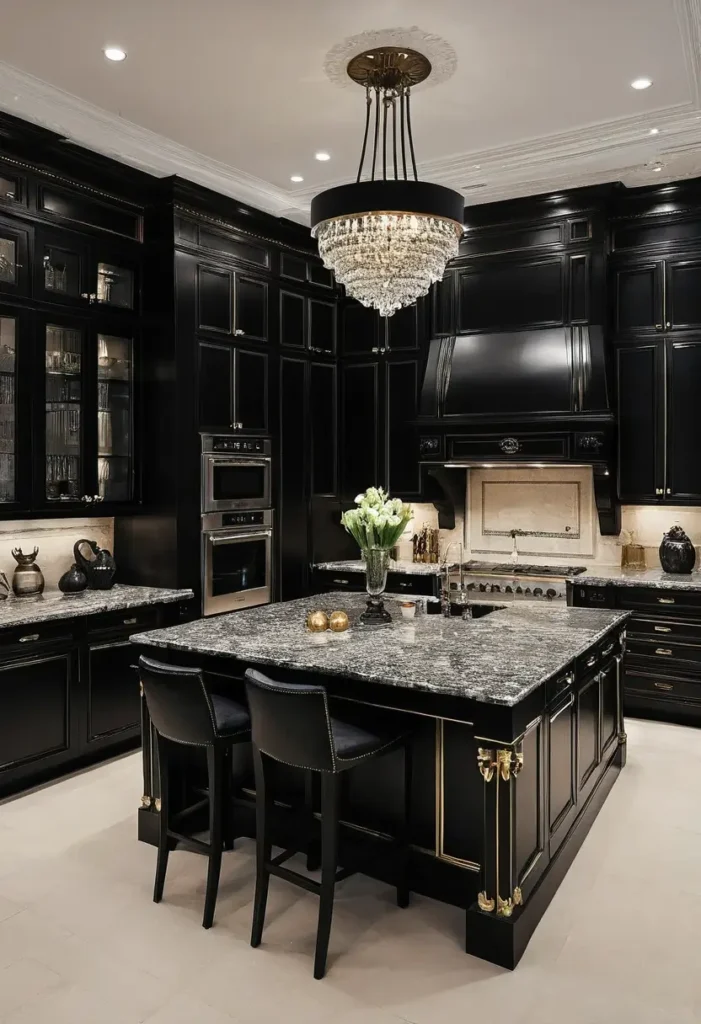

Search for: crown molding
xmin=1 ymin=0 xmax=701 ymax=220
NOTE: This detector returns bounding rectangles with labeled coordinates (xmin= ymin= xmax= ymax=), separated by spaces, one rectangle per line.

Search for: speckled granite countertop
xmin=132 ymin=594 xmax=628 ymax=707
xmin=0 ymin=585 xmax=193 ymax=629
xmin=570 ymin=567 xmax=701 ymax=590
xmin=314 ymin=559 xmax=443 ymax=576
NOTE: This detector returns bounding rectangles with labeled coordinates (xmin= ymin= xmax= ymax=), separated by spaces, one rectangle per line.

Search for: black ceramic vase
xmin=58 ymin=563 xmax=88 ymax=594
xmin=659 ymin=525 xmax=696 ymax=574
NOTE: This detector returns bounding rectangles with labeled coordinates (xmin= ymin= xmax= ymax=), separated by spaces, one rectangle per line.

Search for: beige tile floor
xmin=0 ymin=716 xmax=699 ymax=1022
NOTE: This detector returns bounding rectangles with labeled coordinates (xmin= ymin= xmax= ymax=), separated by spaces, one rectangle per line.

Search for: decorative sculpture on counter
xmin=58 ymin=563 xmax=89 ymax=594
xmin=659 ymin=525 xmax=696 ymax=574
xmin=73 ymin=539 xmax=117 ymax=590
xmin=341 ymin=487 xmax=413 ymax=625
xmin=11 ymin=547 xmax=45 ymax=596
xmin=0 ymin=571 xmax=10 ymax=600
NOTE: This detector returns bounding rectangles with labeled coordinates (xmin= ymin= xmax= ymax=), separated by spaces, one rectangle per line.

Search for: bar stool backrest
xmin=139 ymin=654 xmax=217 ymax=747
xmin=245 ymin=668 xmax=335 ymax=771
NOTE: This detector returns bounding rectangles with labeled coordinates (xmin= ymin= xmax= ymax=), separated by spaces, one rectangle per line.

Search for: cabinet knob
xmin=666 ymin=488 xmax=671 ymax=494
xmin=82 ymin=494 xmax=94 ymax=503
xmin=655 ymin=324 xmax=663 ymax=330
xmin=93 ymin=494 xmax=103 ymax=502
xmin=234 ymin=328 xmax=245 ymax=336
xmin=666 ymin=322 xmax=671 ymax=328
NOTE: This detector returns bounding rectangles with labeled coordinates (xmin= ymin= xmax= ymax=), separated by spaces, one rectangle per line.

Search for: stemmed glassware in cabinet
xmin=45 ymin=325 xmax=82 ymax=500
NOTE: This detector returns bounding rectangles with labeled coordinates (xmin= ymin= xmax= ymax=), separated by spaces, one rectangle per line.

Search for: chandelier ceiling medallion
xmin=311 ymin=46 xmax=464 ymax=318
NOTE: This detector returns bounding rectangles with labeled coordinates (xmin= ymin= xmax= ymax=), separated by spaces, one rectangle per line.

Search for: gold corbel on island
xmin=496 ymin=887 xmax=523 ymax=918
xmin=477 ymin=747 xmax=496 ymax=782
xmin=477 ymin=891 xmax=495 ymax=913
xmin=497 ymin=748 xmax=524 ymax=782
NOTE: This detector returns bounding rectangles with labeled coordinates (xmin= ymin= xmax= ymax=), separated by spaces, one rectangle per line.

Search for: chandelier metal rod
xmin=356 ymin=86 xmax=372 ymax=184
xmin=382 ymin=89 xmax=388 ymax=181
xmin=399 ymin=89 xmax=407 ymax=180
xmin=406 ymin=87 xmax=418 ymax=181
xmin=392 ymin=92 xmax=398 ymax=180
xmin=371 ymin=85 xmax=380 ymax=181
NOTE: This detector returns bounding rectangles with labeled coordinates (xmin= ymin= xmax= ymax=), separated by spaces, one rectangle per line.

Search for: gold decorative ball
xmin=329 ymin=610 xmax=350 ymax=632
xmin=306 ymin=610 xmax=329 ymax=632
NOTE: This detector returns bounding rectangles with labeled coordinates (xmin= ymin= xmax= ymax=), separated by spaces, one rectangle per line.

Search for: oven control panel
xmin=202 ymin=434 xmax=271 ymax=455
xmin=222 ymin=511 xmax=266 ymax=527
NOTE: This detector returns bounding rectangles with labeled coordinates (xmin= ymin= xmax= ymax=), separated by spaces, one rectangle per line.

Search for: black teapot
xmin=74 ymin=539 xmax=117 ymax=590
xmin=659 ymin=525 xmax=696 ymax=574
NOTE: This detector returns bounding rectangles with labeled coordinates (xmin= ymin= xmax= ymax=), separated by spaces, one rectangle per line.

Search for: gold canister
xmin=306 ymin=610 xmax=329 ymax=632
xmin=328 ymin=610 xmax=350 ymax=632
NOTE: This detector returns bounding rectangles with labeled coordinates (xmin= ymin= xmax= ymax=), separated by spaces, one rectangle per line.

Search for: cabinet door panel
xmin=386 ymin=360 xmax=420 ymax=497
xmin=96 ymin=331 xmax=134 ymax=503
xmin=280 ymin=290 xmax=305 ymax=348
xmin=0 ymin=654 xmax=71 ymax=769
xmin=614 ymin=264 xmax=660 ymax=333
xmin=577 ymin=675 xmax=600 ymax=790
xmin=387 ymin=303 xmax=420 ymax=352
xmin=279 ymin=358 xmax=308 ymax=600
xmin=36 ymin=228 xmax=90 ymax=306
xmin=667 ymin=260 xmax=701 ymax=330
xmin=616 ymin=343 xmax=662 ymax=502
xmin=234 ymin=273 xmax=267 ymax=342
xmin=198 ymin=341 xmax=233 ymax=431
xmin=431 ymin=275 xmax=453 ymax=337
xmin=198 ymin=267 xmax=232 ymax=333
xmin=43 ymin=320 xmax=86 ymax=504
xmin=87 ymin=640 xmax=140 ymax=740
xmin=308 ymin=298 xmax=336 ymax=355
xmin=0 ymin=312 xmax=18 ymax=505
xmin=234 ymin=348 xmax=268 ymax=433
xmin=457 ymin=258 xmax=564 ymax=332
xmin=0 ymin=217 xmax=29 ymax=298
xmin=666 ymin=340 xmax=701 ymax=500
xmin=600 ymin=659 xmax=618 ymax=756
xmin=310 ymin=362 xmax=337 ymax=496
xmin=342 ymin=301 xmax=378 ymax=355
xmin=548 ymin=694 xmax=577 ymax=855
xmin=341 ymin=362 xmax=379 ymax=498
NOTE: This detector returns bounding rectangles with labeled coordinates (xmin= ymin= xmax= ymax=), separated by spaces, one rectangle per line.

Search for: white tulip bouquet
xmin=341 ymin=487 xmax=413 ymax=551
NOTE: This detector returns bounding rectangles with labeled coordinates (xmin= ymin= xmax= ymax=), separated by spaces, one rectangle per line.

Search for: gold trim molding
xmin=497 ymin=748 xmax=524 ymax=782
xmin=477 ymin=891 xmax=495 ymax=913
xmin=477 ymin=747 xmax=496 ymax=782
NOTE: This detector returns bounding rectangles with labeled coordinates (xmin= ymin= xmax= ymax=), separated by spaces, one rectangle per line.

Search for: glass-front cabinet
xmin=36 ymin=228 xmax=139 ymax=312
xmin=0 ymin=217 xmax=29 ymax=297
xmin=0 ymin=315 xmax=16 ymax=503
xmin=38 ymin=316 xmax=136 ymax=510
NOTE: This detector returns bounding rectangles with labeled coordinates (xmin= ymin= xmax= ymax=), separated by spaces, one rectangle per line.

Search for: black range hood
xmin=417 ymin=325 xmax=619 ymax=535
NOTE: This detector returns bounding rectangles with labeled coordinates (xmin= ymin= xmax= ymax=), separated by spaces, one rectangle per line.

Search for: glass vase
xmin=360 ymin=547 xmax=392 ymax=625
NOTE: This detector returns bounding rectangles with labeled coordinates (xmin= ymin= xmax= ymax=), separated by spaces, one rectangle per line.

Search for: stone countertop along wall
xmin=0 ymin=585 xmax=193 ymax=629
xmin=572 ymin=567 xmax=701 ymax=590
xmin=133 ymin=594 xmax=628 ymax=708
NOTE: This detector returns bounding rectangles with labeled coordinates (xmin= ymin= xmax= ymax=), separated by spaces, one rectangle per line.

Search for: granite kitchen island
xmin=133 ymin=595 xmax=629 ymax=969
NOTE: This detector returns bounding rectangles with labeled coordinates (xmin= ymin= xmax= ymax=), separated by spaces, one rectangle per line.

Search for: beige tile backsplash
xmin=0 ymin=518 xmax=114 ymax=589
xmin=397 ymin=467 xmax=701 ymax=569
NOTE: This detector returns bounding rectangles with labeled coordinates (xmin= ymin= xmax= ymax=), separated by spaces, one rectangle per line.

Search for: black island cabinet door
xmin=666 ymin=338 xmax=701 ymax=501
xmin=616 ymin=342 xmax=663 ymax=502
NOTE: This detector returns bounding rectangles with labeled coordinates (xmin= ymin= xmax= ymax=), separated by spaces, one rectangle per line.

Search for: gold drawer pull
xmin=123 ymin=617 xmax=137 ymax=625
xmin=601 ymin=642 xmax=615 ymax=657
xmin=19 ymin=633 xmax=40 ymax=643
xmin=658 ymin=597 xmax=675 ymax=604
xmin=586 ymin=654 xmax=597 ymax=668
xmin=654 ymin=626 xmax=671 ymax=633
xmin=332 ymin=578 xmax=349 ymax=585
xmin=655 ymin=648 xmax=673 ymax=656
xmin=654 ymin=681 xmax=674 ymax=691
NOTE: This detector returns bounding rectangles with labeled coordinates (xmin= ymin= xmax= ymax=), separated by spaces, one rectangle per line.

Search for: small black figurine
xmin=58 ymin=563 xmax=88 ymax=594
xmin=659 ymin=525 xmax=696 ymax=574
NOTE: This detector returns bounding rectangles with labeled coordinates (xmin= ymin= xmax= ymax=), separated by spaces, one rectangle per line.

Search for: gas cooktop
xmin=462 ymin=561 xmax=586 ymax=578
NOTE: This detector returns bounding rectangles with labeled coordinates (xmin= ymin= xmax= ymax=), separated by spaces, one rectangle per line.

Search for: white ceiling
xmin=0 ymin=0 xmax=700 ymax=222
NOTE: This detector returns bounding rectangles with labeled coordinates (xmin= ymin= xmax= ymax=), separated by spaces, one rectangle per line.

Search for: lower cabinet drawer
xmin=87 ymin=606 xmax=160 ymax=639
xmin=0 ymin=623 xmax=74 ymax=657
xmin=627 ymin=637 xmax=701 ymax=671
xmin=386 ymin=573 xmax=437 ymax=596
xmin=630 ymin=616 xmax=701 ymax=644
xmin=624 ymin=668 xmax=701 ymax=704
xmin=313 ymin=571 xmax=364 ymax=592
xmin=616 ymin=587 xmax=701 ymax=614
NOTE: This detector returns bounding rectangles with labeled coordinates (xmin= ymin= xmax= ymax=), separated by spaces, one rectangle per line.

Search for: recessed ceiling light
xmin=103 ymin=46 xmax=127 ymax=62
xmin=290 ymin=175 xmax=304 ymax=183
xmin=631 ymin=77 xmax=652 ymax=90
xmin=649 ymin=127 xmax=659 ymax=135
xmin=315 ymin=151 xmax=331 ymax=162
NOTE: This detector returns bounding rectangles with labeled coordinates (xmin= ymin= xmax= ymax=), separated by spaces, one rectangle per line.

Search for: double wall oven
xmin=201 ymin=435 xmax=273 ymax=616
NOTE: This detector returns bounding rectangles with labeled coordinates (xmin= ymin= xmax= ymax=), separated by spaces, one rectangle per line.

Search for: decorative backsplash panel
xmin=0 ymin=517 xmax=114 ymax=589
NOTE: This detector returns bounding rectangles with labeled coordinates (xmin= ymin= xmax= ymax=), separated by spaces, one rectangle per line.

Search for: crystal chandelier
xmin=311 ymin=47 xmax=464 ymax=318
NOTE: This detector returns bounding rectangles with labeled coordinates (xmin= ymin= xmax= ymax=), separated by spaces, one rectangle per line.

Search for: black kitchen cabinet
xmin=0 ymin=304 xmax=31 ymax=512
xmin=279 ymin=356 xmax=310 ymax=600
xmin=310 ymin=361 xmax=337 ymax=495
xmin=342 ymin=299 xmax=423 ymax=356
xmin=613 ymin=258 xmax=701 ymax=336
xmin=457 ymin=257 xmax=565 ymax=333
xmin=342 ymin=300 xmax=378 ymax=356
xmin=341 ymin=361 xmax=380 ymax=498
xmin=616 ymin=337 xmax=701 ymax=504
xmin=0 ymin=215 xmax=30 ymax=298
xmin=35 ymin=226 xmax=140 ymax=313
xmin=86 ymin=638 xmax=140 ymax=743
xmin=547 ymin=686 xmax=576 ymax=856
xmin=616 ymin=342 xmax=662 ymax=502
xmin=308 ymin=298 xmax=336 ymax=355
xmin=280 ymin=289 xmax=306 ymax=349
xmin=196 ymin=263 xmax=268 ymax=342
xmin=197 ymin=340 xmax=268 ymax=434
xmin=0 ymin=648 xmax=74 ymax=776
xmin=431 ymin=275 xmax=454 ymax=337
xmin=386 ymin=359 xmax=421 ymax=495
xmin=281 ymin=291 xmax=337 ymax=355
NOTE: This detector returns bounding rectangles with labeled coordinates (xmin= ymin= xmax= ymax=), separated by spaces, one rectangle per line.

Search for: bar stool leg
xmin=153 ymin=733 xmax=170 ymax=904
xmin=222 ymin=746 xmax=235 ymax=852
xmin=251 ymin=746 xmax=273 ymax=948
xmin=397 ymin=741 xmax=412 ymax=909
xmin=305 ymin=770 xmax=320 ymax=872
xmin=314 ymin=772 xmax=340 ymax=980
xmin=202 ymin=746 xmax=224 ymax=929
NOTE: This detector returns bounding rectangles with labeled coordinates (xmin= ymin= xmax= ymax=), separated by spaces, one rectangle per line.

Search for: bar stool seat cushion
xmin=330 ymin=716 xmax=406 ymax=764
xmin=210 ymin=694 xmax=250 ymax=737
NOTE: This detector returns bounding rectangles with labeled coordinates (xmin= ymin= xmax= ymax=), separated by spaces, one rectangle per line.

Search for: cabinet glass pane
xmin=96 ymin=263 xmax=134 ymax=309
xmin=0 ymin=237 xmax=16 ymax=284
xmin=43 ymin=246 xmax=81 ymax=297
xmin=45 ymin=325 xmax=82 ymax=500
xmin=0 ymin=317 xmax=16 ymax=502
xmin=0 ymin=178 xmax=17 ymax=202
xmin=98 ymin=334 xmax=133 ymax=502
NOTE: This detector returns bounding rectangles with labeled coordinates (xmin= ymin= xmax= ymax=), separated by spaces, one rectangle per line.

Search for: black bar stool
xmin=244 ymin=667 xmax=412 ymax=980
xmin=138 ymin=654 xmax=251 ymax=929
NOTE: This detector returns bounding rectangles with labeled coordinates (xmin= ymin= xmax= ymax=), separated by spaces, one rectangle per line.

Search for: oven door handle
xmin=207 ymin=457 xmax=271 ymax=468
xmin=209 ymin=530 xmax=272 ymax=545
